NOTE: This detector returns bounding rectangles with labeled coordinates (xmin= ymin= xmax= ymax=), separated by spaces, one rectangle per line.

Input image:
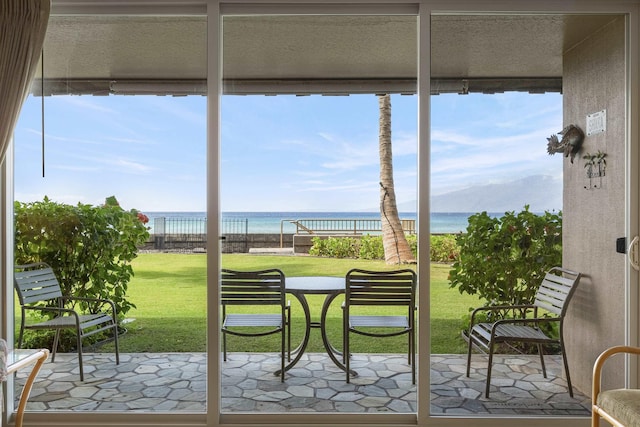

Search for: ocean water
xmin=144 ymin=211 xmax=479 ymax=234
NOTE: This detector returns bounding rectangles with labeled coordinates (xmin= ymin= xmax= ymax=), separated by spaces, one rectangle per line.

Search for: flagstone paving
xmin=14 ymin=352 xmax=591 ymax=415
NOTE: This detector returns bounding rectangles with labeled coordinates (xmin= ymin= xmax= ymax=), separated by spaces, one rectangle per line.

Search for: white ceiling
xmin=35 ymin=13 xmax=619 ymax=96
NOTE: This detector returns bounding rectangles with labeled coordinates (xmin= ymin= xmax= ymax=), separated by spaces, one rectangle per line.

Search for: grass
xmin=101 ymin=252 xmax=482 ymax=354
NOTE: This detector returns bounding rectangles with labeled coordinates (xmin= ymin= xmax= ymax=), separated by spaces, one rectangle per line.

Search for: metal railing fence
xmin=152 ymin=216 xmax=208 ymax=252
xmin=151 ymin=216 xmax=250 ymax=253
xmin=150 ymin=216 xmax=416 ymax=253
xmin=280 ymin=218 xmax=416 ymax=248
xmin=285 ymin=218 xmax=416 ymax=235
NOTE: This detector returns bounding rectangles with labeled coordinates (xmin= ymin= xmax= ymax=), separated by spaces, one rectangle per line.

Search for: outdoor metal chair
xmin=343 ymin=268 xmax=417 ymax=384
xmin=465 ymin=266 xmax=582 ymax=397
xmin=221 ymin=268 xmax=290 ymax=382
xmin=14 ymin=262 xmax=120 ymax=381
xmin=592 ymin=345 xmax=640 ymax=427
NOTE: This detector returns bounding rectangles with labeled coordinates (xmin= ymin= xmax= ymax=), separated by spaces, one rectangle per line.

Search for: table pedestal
xmin=275 ymin=276 xmax=357 ymax=377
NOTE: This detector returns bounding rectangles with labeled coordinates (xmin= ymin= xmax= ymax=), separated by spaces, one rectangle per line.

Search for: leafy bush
xmin=430 ymin=234 xmax=460 ymax=262
xmin=449 ymin=207 xmax=562 ymax=313
xmin=406 ymin=234 xmax=418 ymax=259
xmin=359 ymin=235 xmax=385 ymax=259
xmin=310 ymin=233 xmax=424 ymax=261
xmin=14 ymin=196 xmax=150 ymax=324
xmin=308 ymin=236 xmax=359 ymax=258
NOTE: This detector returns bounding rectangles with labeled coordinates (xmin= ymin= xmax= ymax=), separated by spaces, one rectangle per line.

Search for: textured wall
xmin=562 ymin=16 xmax=626 ymax=394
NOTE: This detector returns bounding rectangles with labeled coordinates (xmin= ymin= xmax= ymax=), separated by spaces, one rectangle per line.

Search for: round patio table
xmin=275 ymin=276 xmax=357 ymax=377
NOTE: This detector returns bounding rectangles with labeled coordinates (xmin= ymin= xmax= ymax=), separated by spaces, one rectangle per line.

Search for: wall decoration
xmin=583 ymin=150 xmax=607 ymax=190
xmin=546 ymin=124 xmax=585 ymax=163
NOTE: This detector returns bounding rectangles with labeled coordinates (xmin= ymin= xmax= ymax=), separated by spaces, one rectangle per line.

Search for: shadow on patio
xmin=15 ymin=352 xmax=591 ymax=415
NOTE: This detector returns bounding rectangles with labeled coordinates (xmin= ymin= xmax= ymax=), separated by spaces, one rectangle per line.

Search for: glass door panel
xmin=12 ymin=14 xmax=207 ymax=414
xmin=429 ymin=12 xmax=623 ymax=418
xmin=220 ymin=13 xmax=418 ymax=414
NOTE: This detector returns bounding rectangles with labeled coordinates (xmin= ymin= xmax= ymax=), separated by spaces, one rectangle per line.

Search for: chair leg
xmin=410 ymin=328 xmax=416 ymax=385
xmin=466 ymin=328 xmax=474 ymax=377
xmin=222 ymin=329 xmax=228 ymax=362
xmin=485 ymin=342 xmax=495 ymax=398
xmin=280 ymin=326 xmax=285 ymax=383
xmin=51 ymin=329 xmax=61 ymax=363
xmin=342 ymin=314 xmax=347 ymax=364
xmin=345 ymin=321 xmax=350 ymax=383
xmin=113 ymin=322 xmax=120 ymax=365
xmin=537 ymin=343 xmax=547 ymax=378
xmin=222 ymin=306 xmax=228 ymax=362
xmin=76 ymin=330 xmax=84 ymax=382
xmin=17 ymin=311 xmax=26 ymax=349
xmin=559 ymin=337 xmax=574 ymax=397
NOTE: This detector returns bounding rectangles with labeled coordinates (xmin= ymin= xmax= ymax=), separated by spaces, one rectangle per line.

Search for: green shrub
xmin=308 ymin=236 xmax=329 ymax=257
xmin=310 ymin=233 xmax=428 ymax=261
xmin=14 ymin=196 xmax=150 ymax=325
xmin=406 ymin=234 xmax=418 ymax=259
xmin=448 ymin=206 xmax=562 ymax=317
xmin=430 ymin=234 xmax=459 ymax=262
xmin=308 ymin=236 xmax=359 ymax=258
xmin=359 ymin=235 xmax=385 ymax=259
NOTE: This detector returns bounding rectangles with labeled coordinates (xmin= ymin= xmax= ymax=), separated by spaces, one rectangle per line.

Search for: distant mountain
xmin=428 ymin=175 xmax=562 ymax=213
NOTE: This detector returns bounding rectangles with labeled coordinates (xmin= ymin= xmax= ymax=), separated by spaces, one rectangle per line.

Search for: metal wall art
xmin=583 ymin=151 xmax=607 ymax=190
xmin=546 ymin=124 xmax=585 ymax=164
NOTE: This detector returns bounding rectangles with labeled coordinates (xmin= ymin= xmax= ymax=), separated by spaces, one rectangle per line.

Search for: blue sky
xmin=14 ymin=91 xmax=563 ymax=213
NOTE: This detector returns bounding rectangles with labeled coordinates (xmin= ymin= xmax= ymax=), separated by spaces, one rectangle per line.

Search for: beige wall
xmin=562 ymin=16 xmax=627 ymax=394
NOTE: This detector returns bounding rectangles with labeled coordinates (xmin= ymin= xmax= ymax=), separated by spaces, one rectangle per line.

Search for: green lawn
xmin=102 ymin=253 xmax=482 ymax=354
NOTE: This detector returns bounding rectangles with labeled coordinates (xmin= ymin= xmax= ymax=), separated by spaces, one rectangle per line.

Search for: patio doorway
xmin=3 ymin=2 xmax=638 ymax=427
xmin=427 ymin=11 xmax=629 ymax=419
xmin=219 ymin=12 xmax=419 ymax=415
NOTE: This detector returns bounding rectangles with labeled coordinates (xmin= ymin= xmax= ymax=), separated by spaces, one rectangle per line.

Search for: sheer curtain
xmin=0 ymin=0 xmax=50 ymax=163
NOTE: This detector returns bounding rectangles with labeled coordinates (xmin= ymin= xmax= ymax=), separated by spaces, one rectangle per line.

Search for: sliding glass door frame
xmin=4 ymin=1 xmax=637 ymax=426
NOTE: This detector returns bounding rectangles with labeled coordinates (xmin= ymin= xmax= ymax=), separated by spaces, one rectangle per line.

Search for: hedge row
xmin=309 ymin=233 xmax=459 ymax=262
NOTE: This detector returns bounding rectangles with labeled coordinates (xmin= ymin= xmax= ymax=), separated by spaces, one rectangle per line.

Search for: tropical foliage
xmin=14 ymin=196 xmax=149 ymax=322
xmin=309 ymin=234 xmax=461 ymax=261
xmin=448 ymin=207 xmax=562 ymax=317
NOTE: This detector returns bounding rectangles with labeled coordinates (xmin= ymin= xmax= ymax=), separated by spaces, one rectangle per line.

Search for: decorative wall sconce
xmin=546 ymin=124 xmax=585 ymax=164
xmin=583 ymin=151 xmax=607 ymax=190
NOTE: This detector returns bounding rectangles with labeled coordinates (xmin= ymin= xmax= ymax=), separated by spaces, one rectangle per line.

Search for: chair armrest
xmin=492 ymin=316 xmax=559 ymax=325
xmin=22 ymin=305 xmax=78 ymax=317
xmin=469 ymin=304 xmax=536 ymax=326
xmin=62 ymin=295 xmax=114 ymax=305
xmin=61 ymin=296 xmax=117 ymax=313
xmin=489 ymin=316 xmax=559 ymax=333
xmin=592 ymin=346 xmax=640 ymax=405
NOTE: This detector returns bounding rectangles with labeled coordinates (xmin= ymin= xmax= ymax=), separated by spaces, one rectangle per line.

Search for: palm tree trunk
xmin=378 ymin=94 xmax=415 ymax=264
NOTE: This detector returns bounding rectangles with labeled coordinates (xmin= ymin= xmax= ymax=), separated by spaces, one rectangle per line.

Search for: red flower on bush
xmin=137 ymin=212 xmax=149 ymax=224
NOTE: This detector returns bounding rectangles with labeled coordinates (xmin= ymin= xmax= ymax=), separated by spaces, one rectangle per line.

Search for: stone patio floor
xmin=14 ymin=352 xmax=592 ymax=416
